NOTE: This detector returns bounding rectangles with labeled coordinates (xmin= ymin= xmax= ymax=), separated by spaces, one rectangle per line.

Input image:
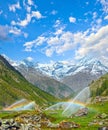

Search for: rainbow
xmin=62 ymin=100 xmax=87 ymax=116
xmin=67 ymin=100 xmax=86 ymax=107
xmin=3 ymin=99 xmax=36 ymax=111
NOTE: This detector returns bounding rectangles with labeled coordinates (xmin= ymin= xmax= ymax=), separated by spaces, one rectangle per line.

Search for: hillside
xmin=90 ymin=73 xmax=108 ymax=97
xmin=0 ymin=55 xmax=58 ymax=109
xmin=16 ymin=64 xmax=73 ymax=98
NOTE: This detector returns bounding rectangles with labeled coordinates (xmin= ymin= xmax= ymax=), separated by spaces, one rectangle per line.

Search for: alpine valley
xmin=1 ymin=0 xmax=108 ymax=129
xmin=0 ymin=55 xmax=108 ymax=130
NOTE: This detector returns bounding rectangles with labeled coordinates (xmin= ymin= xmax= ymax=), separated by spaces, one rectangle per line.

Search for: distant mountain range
xmin=3 ymin=55 xmax=108 ymax=93
xmin=13 ymin=57 xmax=108 ymax=79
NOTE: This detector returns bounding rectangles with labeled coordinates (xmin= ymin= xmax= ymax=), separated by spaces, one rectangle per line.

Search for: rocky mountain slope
xmin=16 ymin=63 xmax=73 ymax=98
xmin=61 ymin=58 xmax=108 ymax=92
xmin=61 ymin=72 xmax=99 ymax=92
xmin=0 ymin=55 xmax=58 ymax=109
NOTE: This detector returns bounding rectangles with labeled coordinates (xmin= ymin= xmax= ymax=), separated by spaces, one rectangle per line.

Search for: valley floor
xmin=0 ymin=97 xmax=108 ymax=130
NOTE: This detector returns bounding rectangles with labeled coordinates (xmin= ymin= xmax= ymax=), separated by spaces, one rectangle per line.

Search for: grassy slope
xmin=0 ymin=55 xmax=58 ymax=109
xmin=90 ymin=73 xmax=108 ymax=97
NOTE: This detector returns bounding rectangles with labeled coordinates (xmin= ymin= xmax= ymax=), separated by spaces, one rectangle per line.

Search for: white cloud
xmin=36 ymin=36 xmax=47 ymax=46
xmin=28 ymin=0 xmax=34 ymax=5
xmin=54 ymin=28 xmax=64 ymax=35
xmin=104 ymin=15 xmax=108 ymax=20
xmin=26 ymin=57 xmax=34 ymax=62
xmin=11 ymin=21 xmax=16 ymax=26
xmin=90 ymin=18 xmax=102 ymax=32
xmin=24 ymin=36 xmax=46 ymax=51
xmin=23 ymin=33 xmax=28 ymax=38
xmin=11 ymin=11 xmax=43 ymax=27
xmin=24 ymin=30 xmax=79 ymax=56
xmin=32 ymin=11 xmax=43 ymax=19
xmin=9 ymin=27 xmax=21 ymax=35
xmin=23 ymin=0 xmax=37 ymax=11
xmin=51 ymin=10 xmax=58 ymax=15
xmin=43 ymin=31 xmax=83 ymax=57
xmin=96 ymin=18 xmax=102 ymax=24
xmin=18 ymin=13 xmax=31 ymax=27
xmin=75 ymin=25 xmax=108 ymax=60
xmin=0 ymin=24 xmax=28 ymax=41
xmin=9 ymin=26 xmax=28 ymax=37
xmin=69 ymin=16 xmax=76 ymax=23
xmin=53 ymin=20 xmax=61 ymax=28
xmin=26 ymin=6 xmax=31 ymax=13
xmin=45 ymin=48 xmax=54 ymax=57
xmin=9 ymin=2 xmax=21 ymax=12
xmin=23 ymin=19 xmax=108 ymax=65
xmin=98 ymin=0 xmax=108 ymax=13
xmin=93 ymin=12 xmax=97 ymax=19
xmin=47 ymin=36 xmax=60 ymax=45
xmin=24 ymin=42 xmax=33 ymax=52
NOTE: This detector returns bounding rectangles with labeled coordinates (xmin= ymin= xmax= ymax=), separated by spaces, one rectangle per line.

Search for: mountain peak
xmin=21 ymin=59 xmax=35 ymax=67
xmin=77 ymin=57 xmax=100 ymax=65
xmin=2 ymin=55 xmax=108 ymax=80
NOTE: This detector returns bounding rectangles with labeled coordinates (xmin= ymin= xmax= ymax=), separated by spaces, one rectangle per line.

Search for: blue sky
xmin=0 ymin=0 xmax=108 ymax=63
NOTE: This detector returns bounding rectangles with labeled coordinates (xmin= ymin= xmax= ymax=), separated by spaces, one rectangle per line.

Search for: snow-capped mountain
xmin=67 ymin=57 xmax=108 ymax=76
xmin=34 ymin=62 xmax=75 ymax=79
xmin=3 ymin=55 xmax=108 ymax=92
xmin=3 ymin=54 xmax=108 ymax=80
xmin=27 ymin=57 xmax=108 ymax=80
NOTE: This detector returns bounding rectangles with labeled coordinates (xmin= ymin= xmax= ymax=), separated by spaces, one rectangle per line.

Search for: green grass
xmin=0 ymin=101 xmax=107 ymax=130
xmin=44 ymin=101 xmax=108 ymax=130
xmin=0 ymin=110 xmax=38 ymax=119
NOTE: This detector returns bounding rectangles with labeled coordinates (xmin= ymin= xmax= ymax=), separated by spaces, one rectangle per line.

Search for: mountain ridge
xmin=7 ymin=56 xmax=108 ymax=80
xmin=3 ymin=55 xmax=108 ymax=92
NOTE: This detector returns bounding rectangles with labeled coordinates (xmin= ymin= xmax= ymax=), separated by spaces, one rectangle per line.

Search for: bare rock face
xmin=98 ymin=127 xmax=108 ymax=130
xmin=89 ymin=113 xmax=108 ymax=128
xmin=75 ymin=108 xmax=88 ymax=117
xmin=59 ymin=120 xmax=80 ymax=129
xmin=0 ymin=119 xmax=21 ymax=130
xmin=96 ymin=113 xmax=108 ymax=119
xmin=61 ymin=72 xmax=101 ymax=92
xmin=0 ymin=112 xmax=81 ymax=130
xmin=93 ymin=96 xmax=108 ymax=104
